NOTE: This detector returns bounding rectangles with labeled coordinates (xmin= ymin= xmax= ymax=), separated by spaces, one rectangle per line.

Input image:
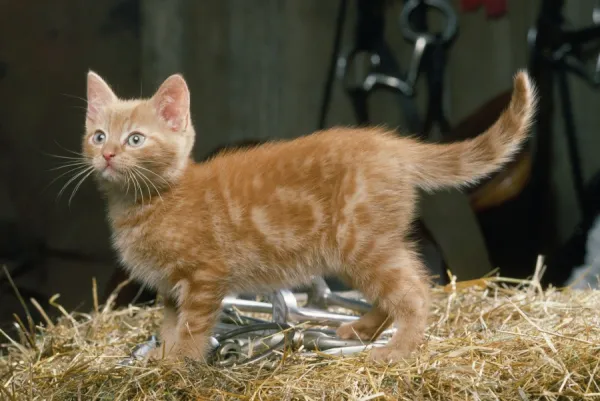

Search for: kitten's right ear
xmin=151 ymin=74 xmax=190 ymax=132
xmin=86 ymin=71 xmax=117 ymax=124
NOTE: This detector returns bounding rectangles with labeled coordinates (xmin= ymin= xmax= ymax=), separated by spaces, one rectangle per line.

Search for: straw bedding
xmin=1 ymin=271 xmax=599 ymax=400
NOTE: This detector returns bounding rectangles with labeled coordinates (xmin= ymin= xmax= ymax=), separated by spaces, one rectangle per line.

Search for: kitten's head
xmin=83 ymin=71 xmax=195 ymax=193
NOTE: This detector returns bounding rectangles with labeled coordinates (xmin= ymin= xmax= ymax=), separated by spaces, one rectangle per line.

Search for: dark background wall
xmin=0 ymin=0 xmax=141 ymax=320
xmin=1 ymin=0 xmax=599 ymax=325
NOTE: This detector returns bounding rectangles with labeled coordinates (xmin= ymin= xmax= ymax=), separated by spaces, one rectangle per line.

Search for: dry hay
xmin=1 ymin=272 xmax=599 ymax=400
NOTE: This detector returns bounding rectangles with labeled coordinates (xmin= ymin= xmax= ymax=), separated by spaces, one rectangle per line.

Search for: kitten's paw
xmin=336 ymin=321 xmax=379 ymax=341
xmin=146 ymin=347 xmax=164 ymax=361
xmin=146 ymin=345 xmax=178 ymax=361
xmin=368 ymin=345 xmax=411 ymax=364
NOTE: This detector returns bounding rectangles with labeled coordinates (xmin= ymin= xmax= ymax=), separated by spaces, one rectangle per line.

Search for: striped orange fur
xmin=82 ymin=70 xmax=536 ymax=363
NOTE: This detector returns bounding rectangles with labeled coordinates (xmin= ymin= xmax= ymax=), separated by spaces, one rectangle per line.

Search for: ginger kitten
xmin=82 ymin=70 xmax=536 ymax=363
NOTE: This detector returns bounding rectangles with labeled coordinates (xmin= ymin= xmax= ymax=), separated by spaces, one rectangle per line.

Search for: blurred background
xmin=1 ymin=0 xmax=600 ymax=331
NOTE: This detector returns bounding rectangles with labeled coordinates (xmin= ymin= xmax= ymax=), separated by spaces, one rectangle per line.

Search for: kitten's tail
xmin=407 ymin=70 xmax=537 ymax=191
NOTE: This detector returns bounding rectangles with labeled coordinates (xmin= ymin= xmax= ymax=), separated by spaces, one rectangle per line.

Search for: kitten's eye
xmin=127 ymin=133 xmax=146 ymax=147
xmin=92 ymin=131 xmax=106 ymax=145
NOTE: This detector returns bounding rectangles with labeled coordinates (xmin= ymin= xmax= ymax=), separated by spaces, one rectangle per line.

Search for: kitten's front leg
xmin=149 ymin=292 xmax=179 ymax=359
xmin=155 ymin=279 xmax=226 ymax=362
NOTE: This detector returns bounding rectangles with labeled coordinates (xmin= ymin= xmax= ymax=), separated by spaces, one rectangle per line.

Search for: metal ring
xmin=399 ymin=0 xmax=458 ymax=43
xmin=214 ymin=341 xmax=242 ymax=367
xmin=130 ymin=334 xmax=159 ymax=360
xmin=215 ymin=322 xmax=292 ymax=342
xmin=362 ymin=73 xmax=414 ymax=97
xmin=237 ymin=334 xmax=288 ymax=366
xmin=336 ymin=48 xmax=382 ymax=91
xmin=211 ymin=323 xmax=294 ymax=367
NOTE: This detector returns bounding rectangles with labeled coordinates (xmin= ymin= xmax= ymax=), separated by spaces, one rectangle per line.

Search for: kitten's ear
xmin=86 ymin=71 xmax=117 ymax=124
xmin=151 ymin=74 xmax=190 ymax=132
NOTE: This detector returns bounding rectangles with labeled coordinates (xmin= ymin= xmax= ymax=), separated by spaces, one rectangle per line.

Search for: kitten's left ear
xmin=86 ymin=71 xmax=117 ymax=124
xmin=151 ymin=74 xmax=190 ymax=132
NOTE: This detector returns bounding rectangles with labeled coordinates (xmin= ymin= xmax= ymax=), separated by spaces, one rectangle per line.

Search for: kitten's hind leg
xmin=352 ymin=247 xmax=430 ymax=362
xmin=336 ymin=303 xmax=391 ymax=341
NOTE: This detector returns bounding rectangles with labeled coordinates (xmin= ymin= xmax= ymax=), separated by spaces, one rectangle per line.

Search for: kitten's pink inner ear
xmin=152 ymin=74 xmax=190 ymax=132
xmin=86 ymin=71 xmax=117 ymax=123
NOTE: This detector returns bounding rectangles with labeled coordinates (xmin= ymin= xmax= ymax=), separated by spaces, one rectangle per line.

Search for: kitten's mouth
xmin=100 ymin=164 xmax=120 ymax=180
xmin=101 ymin=167 xmax=115 ymax=178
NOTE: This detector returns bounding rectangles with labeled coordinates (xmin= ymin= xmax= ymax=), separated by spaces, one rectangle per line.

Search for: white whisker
xmin=46 ymin=165 xmax=90 ymax=191
xmin=134 ymin=168 xmax=163 ymax=203
xmin=132 ymin=169 xmax=154 ymax=204
xmin=60 ymin=93 xmax=89 ymax=105
xmin=145 ymin=160 xmax=171 ymax=167
xmin=68 ymin=168 xmax=95 ymax=206
xmin=124 ymin=170 xmax=132 ymax=196
xmin=52 ymin=141 xmax=88 ymax=157
xmin=131 ymin=169 xmax=151 ymax=203
xmin=70 ymin=105 xmax=88 ymax=113
xmin=57 ymin=166 xmax=95 ymax=201
xmin=50 ymin=161 xmax=89 ymax=171
xmin=45 ymin=153 xmax=88 ymax=161
xmin=128 ymin=170 xmax=138 ymax=203
xmin=130 ymin=170 xmax=144 ymax=206
xmin=135 ymin=165 xmax=172 ymax=189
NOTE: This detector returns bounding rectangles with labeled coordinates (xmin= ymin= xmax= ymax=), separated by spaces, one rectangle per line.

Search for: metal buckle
xmin=211 ymin=322 xmax=294 ymax=367
xmin=305 ymin=276 xmax=371 ymax=314
xmin=337 ymin=32 xmax=429 ymax=98
xmin=399 ymin=0 xmax=458 ymax=44
xmin=337 ymin=49 xmax=382 ymax=92
xmin=337 ymin=41 xmax=426 ymax=98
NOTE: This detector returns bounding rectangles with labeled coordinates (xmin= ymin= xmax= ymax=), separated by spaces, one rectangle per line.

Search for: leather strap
xmin=408 ymin=0 xmax=494 ymax=280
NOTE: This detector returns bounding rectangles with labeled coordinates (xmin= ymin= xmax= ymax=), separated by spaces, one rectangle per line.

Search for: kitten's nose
xmin=103 ymin=152 xmax=115 ymax=161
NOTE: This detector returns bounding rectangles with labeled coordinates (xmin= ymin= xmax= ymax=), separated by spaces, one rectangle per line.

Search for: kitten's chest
xmin=111 ymin=223 xmax=174 ymax=292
